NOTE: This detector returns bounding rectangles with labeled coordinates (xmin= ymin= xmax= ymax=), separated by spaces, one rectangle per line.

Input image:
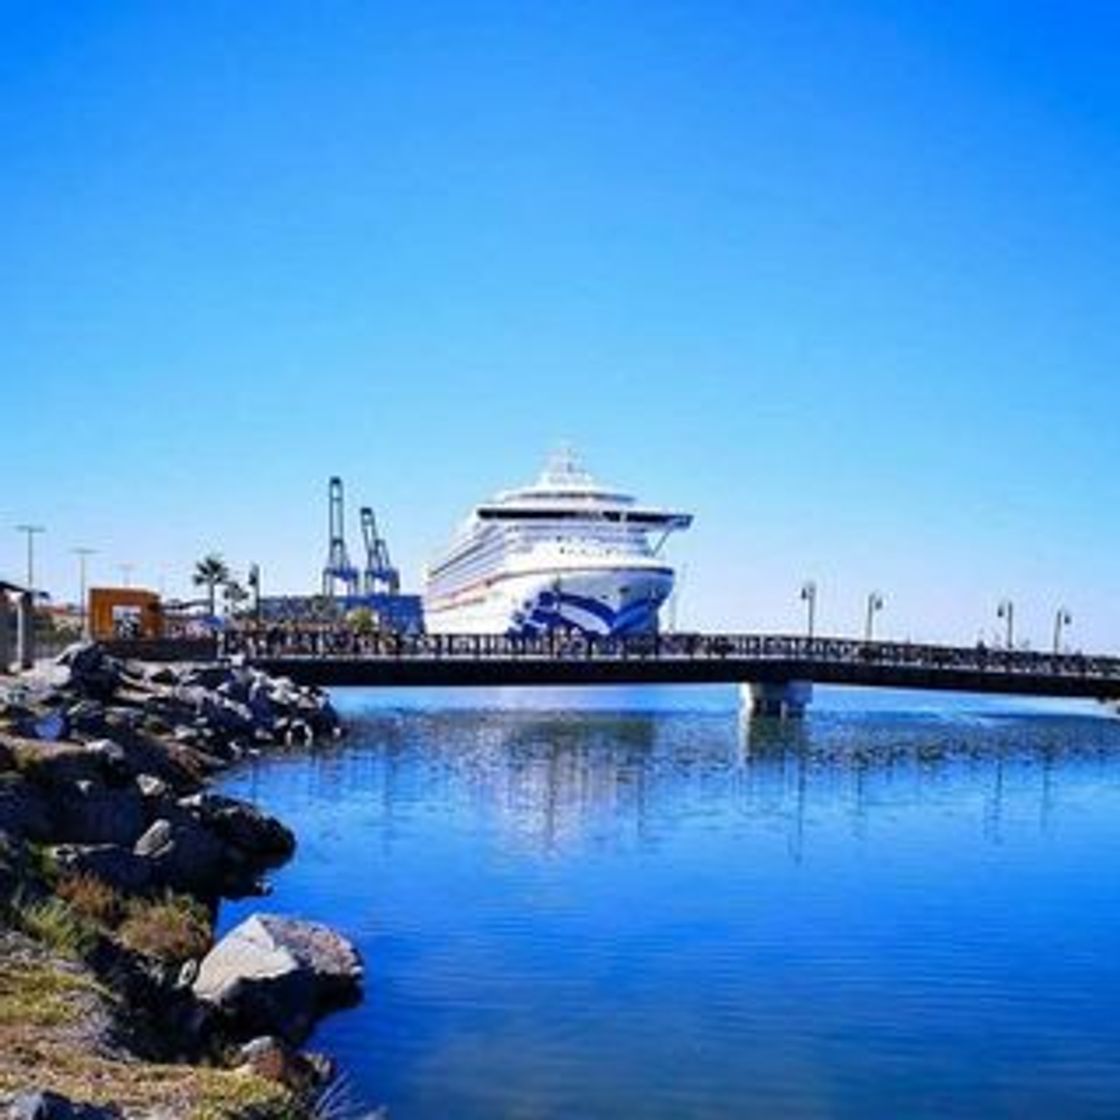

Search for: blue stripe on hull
xmin=509 ymin=588 xmax=664 ymax=638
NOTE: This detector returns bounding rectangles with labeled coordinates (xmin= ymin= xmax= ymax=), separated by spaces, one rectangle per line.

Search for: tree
xmin=193 ymin=553 xmax=230 ymax=620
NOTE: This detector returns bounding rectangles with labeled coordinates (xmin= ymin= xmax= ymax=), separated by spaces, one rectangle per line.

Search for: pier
xmin=202 ymin=631 xmax=1120 ymax=713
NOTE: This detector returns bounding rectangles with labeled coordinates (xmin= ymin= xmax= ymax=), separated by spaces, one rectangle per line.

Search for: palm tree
xmin=193 ymin=553 xmax=230 ymax=619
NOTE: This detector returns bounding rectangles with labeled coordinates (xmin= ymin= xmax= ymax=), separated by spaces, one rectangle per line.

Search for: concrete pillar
xmin=0 ymin=594 xmax=12 ymax=673
xmin=743 ymin=679 xmax=813 ymax=719
xmin=16 ymin=592 xmax=35 ymax=670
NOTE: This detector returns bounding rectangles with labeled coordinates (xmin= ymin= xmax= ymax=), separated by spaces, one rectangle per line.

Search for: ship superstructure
xmin=423 ymin=449 xmax=691 ymax=636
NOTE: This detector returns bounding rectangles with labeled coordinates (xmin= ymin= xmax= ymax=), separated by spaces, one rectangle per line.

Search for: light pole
xmin=72 ymin=547 xmax=95 ymax=638
xmin=118 ymin=563 xmax=134 ymax=589
xmin=15 ymin=525 xmax=45 ymax=593
xmin=800 ymin=580 xmax=817 ymax=639
xmin=864 ymin=591 xmax=884 ymax=642
xmin=248 ymin=563 xmax=262 ymax=626
xmin=997 ymin=599 xmax=1015 ymax=650
xmin=1053 ymin=607 xmax=1072 ymax=655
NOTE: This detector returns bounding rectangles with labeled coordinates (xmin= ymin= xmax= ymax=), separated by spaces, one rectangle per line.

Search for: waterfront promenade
xmin=202 ymin=630 xmax=1120 ymax=708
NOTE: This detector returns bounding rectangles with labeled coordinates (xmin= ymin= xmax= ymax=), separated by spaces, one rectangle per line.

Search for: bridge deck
xmin=227 ymin=633 xmax=1120 ymax=701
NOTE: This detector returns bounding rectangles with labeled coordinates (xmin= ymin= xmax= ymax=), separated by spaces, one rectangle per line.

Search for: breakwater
xmin=0 ymin=643 xmax=361 ymax=1119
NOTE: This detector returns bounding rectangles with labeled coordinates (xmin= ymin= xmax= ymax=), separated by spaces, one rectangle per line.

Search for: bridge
xmin=214 ymin=632 xmax=1120 ymax=716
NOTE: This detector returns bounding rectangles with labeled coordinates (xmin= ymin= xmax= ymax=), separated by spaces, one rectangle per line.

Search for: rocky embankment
xmin=0 ymin=644 xmax=363 ymax=1119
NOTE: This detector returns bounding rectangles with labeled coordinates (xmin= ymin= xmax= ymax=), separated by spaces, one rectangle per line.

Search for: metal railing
xmin=220 ymin=628 xmax=1120 ymax=683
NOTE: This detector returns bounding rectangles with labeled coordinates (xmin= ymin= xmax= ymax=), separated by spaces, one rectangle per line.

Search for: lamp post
xmin=118 ymin=563 xmax=134 ymax=589
xmin=997 ymin=599 xmax=1015 ymax=650
xmin=248 ymin=563 xmax=261 ymax=626
xmin=15 ymin=525 xmax=45 ymax=593
xmin=800 ymin=580 xmax=817 ymax=639
xmin=1053 ymin=607 xmax=1072 ymax=655
xmin=864 ymin=591 xmax=884 ymax=642
xmin=72 ymin=547 xmax=95 ymax=639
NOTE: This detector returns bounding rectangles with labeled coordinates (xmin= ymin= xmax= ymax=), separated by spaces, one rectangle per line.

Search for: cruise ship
xmin=423 ymin=449 xmax=692 ymax=636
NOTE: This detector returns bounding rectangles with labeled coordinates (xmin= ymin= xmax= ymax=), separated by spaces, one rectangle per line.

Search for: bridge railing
xmin=222 ymin=628 xmax=1120 ymax=682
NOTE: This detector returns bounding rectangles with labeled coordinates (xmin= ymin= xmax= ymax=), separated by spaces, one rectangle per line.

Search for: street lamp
xmin=800 ymin=580 xmax=817 ymax=639
xmin=72 ymin=547 xmax=95 ymax=639
xmin=118 ymin=563 xmax=134 ymax=589
xmin=248 ymin=563 xmax=262 ymax=625
xmin=864 ymin=591 xmax=884 ymax=642
xmin=15 ymin=525 xmax=45 ymax=592
xmin=997 ymin=599 xmax=1015 ymax=650
xmin=1053 ymin=607 xmax=1072 ymax=655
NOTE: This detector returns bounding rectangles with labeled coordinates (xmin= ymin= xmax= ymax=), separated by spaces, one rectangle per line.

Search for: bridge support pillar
xmin=744 ymin=680 xmax=812 ymax=719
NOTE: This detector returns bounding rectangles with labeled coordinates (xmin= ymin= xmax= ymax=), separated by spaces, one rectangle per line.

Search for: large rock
xmin=7 ymin=1090 xmax=120 ymax=1120
xmin=177 ymin=793 xmax=294 ymax=860
xmin=52 ymin=844 xmax=152 ymax=893
xmin=0 ymin=777 xmax=51 ymax=842
xmin=52 ymin=783 xmax=146 ymax=847
xmin=193 ymin=914 xmax=363 ymax=1045
xmin=132 ymin=817 xmax=226 ymax=896
xmin=54 ymin=644 xmax=122 ymax=701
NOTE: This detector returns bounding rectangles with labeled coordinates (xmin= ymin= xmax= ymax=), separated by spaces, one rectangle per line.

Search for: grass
xmin=13 ymin=896 xmax=96 ymax=959
xmin=56 ymin=873 xmax=123 ymax=926
xmin=0 ymin=954 xmax=298 ymax=1119
xmin=118 ymin=892 xmax=212 ymax=964
xmin=0 ymin=963 xmax=105 ymax=1030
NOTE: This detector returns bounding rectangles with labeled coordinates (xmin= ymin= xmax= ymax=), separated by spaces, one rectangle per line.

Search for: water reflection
xmin=220 ymin=698 xmax=1120 ymax=1120
xmin=261 ymin=703 xmax=1120 ymax=865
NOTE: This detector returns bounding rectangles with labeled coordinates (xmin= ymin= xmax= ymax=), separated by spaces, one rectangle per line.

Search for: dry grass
xmin=118 ymin=892 xmax=212 ymax=964
xmin=56 ymin=873 xmax=123 ymax=927
xmin=0 ymin=947 xmax=297 ymax=1119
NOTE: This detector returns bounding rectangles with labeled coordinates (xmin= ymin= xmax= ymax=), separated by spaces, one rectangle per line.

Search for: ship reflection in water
xmin=219 ymin=687 xmax=1120 ymax=1120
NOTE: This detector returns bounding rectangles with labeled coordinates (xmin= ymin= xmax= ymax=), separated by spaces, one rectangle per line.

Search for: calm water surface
xmin=218 ymin=687 xmax=1120 ymax=1119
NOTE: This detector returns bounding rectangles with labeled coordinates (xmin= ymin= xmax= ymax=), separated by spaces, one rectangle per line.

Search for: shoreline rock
xmin=0 ymin=643 xmax=356 ymax=1118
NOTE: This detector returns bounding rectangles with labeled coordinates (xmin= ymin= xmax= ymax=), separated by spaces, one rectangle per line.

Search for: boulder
xmin=177 ymin=793 xmax=294 ymax=860
xmin=193 ymin=914 xmax=362 ymax=1045
xmin=145 ymin=665 xmax=179 ymax=687
xmin=133 ymin=817 xmax=226 ymax=896
xmin=0 ymin=776 xmax=52 ymax=842
xmin=52 ymin=844 xmax=152 ymax=894
xmin=54 ymin=644 xmax=121 ymax=701
xmin=52 ymin=783 xmax=146 ymax=847
xmin=234 ymin=1035 xmax=331 ymax=1091
xmin=7 ymin=1090 xmax=120 ymax=1120
xmin=23 ymin=712 xmax=69 ymax=743
xmin=64 ymin=700 xmax=108 ymax=738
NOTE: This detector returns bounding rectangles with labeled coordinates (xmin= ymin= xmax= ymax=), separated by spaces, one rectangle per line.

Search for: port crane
xmin=322 ymin=476 xmax=360 ymax=598
xmin=360 ymin=506 xmax=400 ymax=595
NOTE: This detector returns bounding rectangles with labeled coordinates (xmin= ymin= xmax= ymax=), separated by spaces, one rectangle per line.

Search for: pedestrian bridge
xmin=223 ymin=632 xmax=1120 ymax=716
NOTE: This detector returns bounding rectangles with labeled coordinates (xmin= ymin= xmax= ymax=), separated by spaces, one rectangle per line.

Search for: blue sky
xmin=2 ymin=2 xmax=1118 ymax=648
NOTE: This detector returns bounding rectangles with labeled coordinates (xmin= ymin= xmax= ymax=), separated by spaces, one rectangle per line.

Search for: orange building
xmin=88 ymin=588 xmax=163 ymax=640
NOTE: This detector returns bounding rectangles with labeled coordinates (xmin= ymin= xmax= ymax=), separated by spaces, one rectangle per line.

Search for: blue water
xmin=218 ymin=686 xmax=1120 ymax=1118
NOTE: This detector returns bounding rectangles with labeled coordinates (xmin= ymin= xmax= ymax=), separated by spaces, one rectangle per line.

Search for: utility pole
xmin=15 ymin=525 xmax=45 ymax=593
xmin=72 ymin=547 xmax=95 ymax=638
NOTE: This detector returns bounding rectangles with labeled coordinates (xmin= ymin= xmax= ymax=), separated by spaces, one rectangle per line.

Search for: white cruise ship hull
xmin=425 ymin=562 xmax=674 ymax=637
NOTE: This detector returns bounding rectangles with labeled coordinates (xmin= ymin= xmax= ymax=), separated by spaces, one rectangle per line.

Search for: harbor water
xmin=218 ymin=686 xmax=1120 ymax=1119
